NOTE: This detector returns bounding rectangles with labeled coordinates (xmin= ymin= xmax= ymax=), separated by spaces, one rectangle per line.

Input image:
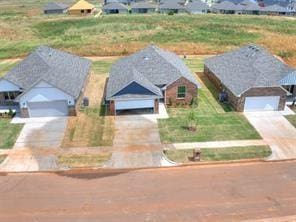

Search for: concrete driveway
xmin=245 ymin=111 xmax=296 ymax=160
xmin=0 ymin=117 xmax=67 ymax=172
xmin=106 ymin=111 xmax=174 ymax=168
xmin=11 ymin=117 xmax=67 ymax=149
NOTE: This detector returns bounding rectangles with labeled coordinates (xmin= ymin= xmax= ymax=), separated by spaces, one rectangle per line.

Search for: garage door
xmin=244 ymin=96 xmax=280 ymax=112
xmin=115 ymin=99 xmax=154 ymax=111
xmin=28 ymin=100 xmax=68 ymax=117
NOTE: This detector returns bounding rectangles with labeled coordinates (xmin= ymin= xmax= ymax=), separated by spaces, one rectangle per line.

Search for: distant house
xmin=185 ymin=0 xmax=210 ymax=14
xmin=43 ymin=2 xmax=69 ymax=14
xmin=239 ymin=2 xmax=263 ymax=15
xmin=105 ymin=45 xmax=200 ymax=115
xmin=131 ymin=2 xmax=156 ymax=13
xmin=104 ymin=0 xmax=131 ymax=4
xmin=204 ymin=44 xmax=296 ymax=112
xmin=103 ymin=2 xmax=129 ymax=14
xmin=68 ymin=0 xmax=95 ymax=15
xmin=211 ymin=1 xmax=240 ymax=14
xmin=0 ymin=46 xmax=91 ymax=118
xmin=159 ymin=0 xmax=187 ymax=13
xmin=262 ymin=4 xmax=291 ymax=15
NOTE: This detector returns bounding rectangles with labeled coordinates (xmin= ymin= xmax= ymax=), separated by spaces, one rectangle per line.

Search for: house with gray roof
xmin=103 ymin=2 xmax=129 ymax=14
xmin=0 ymin=46 xmax=91 ymax=117
xmin=43 ymin=2 xmax=69 ymax=14
xmin=204 ymin=44 xmax=296 ymax=112
xmin=131 ymin=2 xmax=156 ymax=13
xmin=185 ymin=0 xmax=210 ymax=14
xmin=211 ymin=1 xmax=241 ymax=13
xmin=261 ymin=4 xmax=291 ymax=15
xmin=158 ymin=0 xmax=187 ymax=13
xmin=105 ymin=45 xmax=200 ymax=115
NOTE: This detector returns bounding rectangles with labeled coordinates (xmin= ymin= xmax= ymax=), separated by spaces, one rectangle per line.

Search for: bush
xmin=168 ymin=11 xmax=174 ymax=15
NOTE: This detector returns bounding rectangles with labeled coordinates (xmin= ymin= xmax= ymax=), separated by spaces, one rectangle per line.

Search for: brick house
xmin=0 ymin=46 xmax=91 ymax=117
xmin=204 ymin=44 xmax=296 ymax=112
xmin=105 ymin=45 xmax=200 ymax=115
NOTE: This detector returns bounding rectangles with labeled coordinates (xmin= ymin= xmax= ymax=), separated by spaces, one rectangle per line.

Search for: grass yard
xmin=61 ymin=59 xmax=115 ymax=148
xmin=0 ymin=119 xmax=23 ymax=149
xmin=285 ymin=115 xmax=296 ymax=128
xmin=0 ymin=60 xmax=19 ymax=77
xmin=158 ymin=59 xmax=261 ymax=143
xmin=0 ymin=7 xmax=296 ymax=67
xmin=57 ymin=153 xmax=111 ymax=168
xmin=165 ymin=146 xmax=272 ymax=163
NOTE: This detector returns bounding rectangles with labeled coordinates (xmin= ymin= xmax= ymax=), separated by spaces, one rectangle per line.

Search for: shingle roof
xmin=241 ymin=2 xmax=262 ymax=11
xmin=44 ymin=2 xmax=69 ymax=11
xmin=204 ymin=44 xmax=295 ymax=96
xmin=279 ymin=71 xmax=296 ymax=85
xmin=159 ymin=0 xmax=185 ymax=10
xmin=69 ymin=0 xmax=95 ymax=10
xmin=185 ymin=0 xmax=210 ymax=11
xmin=131 ymin=2 xmax=156 ymax=9
xmin=212 ymin=1 xmax=239 ymax=10
xmin=3 ymin=46 xmax=91 ymax=99
xmin=106 ymin=45 xmax=200 ymax=100
xmin=262 ymin=4 xmax=290 ymax=12
xmin=103 ymin=2 xmax=129 ymax=10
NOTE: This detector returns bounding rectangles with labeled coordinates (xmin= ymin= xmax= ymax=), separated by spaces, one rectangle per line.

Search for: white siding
xmin=0 ymin=79 xmax=21 ymax=92
xmin=19 ymin=81 xmax=74 ymax=108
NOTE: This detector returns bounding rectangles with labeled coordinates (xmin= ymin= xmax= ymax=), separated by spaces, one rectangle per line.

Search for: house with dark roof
xmin=105 ymin=45 xmax=200 ymax=115
xmin=204 ymin=44 xmax=296 ymax=112
xmin=103 ymin=2 xmax=129 ymax=14
xmin=131 ymin=2 xmax=156 ymax=13
xmin=43 ymin=2 xmax=69 ymax=14
xmin=0 ymin=46 xmax=91 ymax=118
xmin=261 ymin=4 xmax=291 ymax=15
xmin=185 ymin=0 xmax=210 ymax=14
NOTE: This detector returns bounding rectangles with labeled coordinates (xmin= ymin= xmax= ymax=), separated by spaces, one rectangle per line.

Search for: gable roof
xmin=106 ymin=45 xmax=200 ymax=100
xmin=3 ymin=46 xmax=91 ymax=99
xmin=262 ymin=4 xmax=290 ymax=12
xmin=69 ymin=0 xmax=95 ymax=10
xmin=103 ymin=2 xmax=129 ymax=10
xmin=44 ymin=2 xmax=69 ymax=11
xmin=131 ymin=2 xmax=157 ymax=9
xmin=159 ymin=0 xmax=185 ymax=10
xmin=212 ymin=1 xmax=239 ymax=10
xmin=204 ymin=44 xmax=296 ymax=96
xmin=186 ymin=0 xmax=210 ymax=11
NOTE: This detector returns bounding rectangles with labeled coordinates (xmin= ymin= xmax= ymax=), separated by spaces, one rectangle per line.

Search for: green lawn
xmin=58 ymin=153 xmax=111 ymax=168
xmin=0 ymin=60 xmax=19 ymax=77
xmin=92 ymin=60 xmax=116 ymax=75
xmin=158 ymin=59 xmax=261 ymax=143
xmin=285 ymin=115 xmax=296 ymax=128
xmin=0 ymin=10 xmax=296 ymax=61
xmin=0 ymin=119 xmax=23 ymax=149
xmin=165 ymin=146 xmax=271 ymax=163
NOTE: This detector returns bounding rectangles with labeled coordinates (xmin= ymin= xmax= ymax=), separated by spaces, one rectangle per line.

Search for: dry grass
xmin=57 ymin=153 xmax=111 ymax=168
xmin=61 ymin=61 xmax=114 ymax=148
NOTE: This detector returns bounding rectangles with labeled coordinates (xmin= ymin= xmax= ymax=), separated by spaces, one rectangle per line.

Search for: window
xmin=81 ymin=10 xmax=84 ymax=13
xmin=177 ymin=86 xmax=186 ymax=98
xmin=3 ymin=92 xmax=19 ymax=101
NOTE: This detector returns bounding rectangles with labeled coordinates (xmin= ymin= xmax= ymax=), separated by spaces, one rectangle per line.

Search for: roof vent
xmin=143 ymin=56 xmax=149 ymax=60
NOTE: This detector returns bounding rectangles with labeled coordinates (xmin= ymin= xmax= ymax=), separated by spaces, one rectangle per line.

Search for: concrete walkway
xmin=164 ymin=140 xmax=268 ymax=150
xmin=245 ymin=111 xmax=296 ymax=160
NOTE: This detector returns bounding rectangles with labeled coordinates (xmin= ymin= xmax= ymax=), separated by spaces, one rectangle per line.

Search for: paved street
xmin=1 ymin=161 xmax=296 ymax=221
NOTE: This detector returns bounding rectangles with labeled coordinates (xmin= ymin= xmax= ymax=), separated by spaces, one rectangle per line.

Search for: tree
xmin=186 ymin=111 xmax=197 ymax=132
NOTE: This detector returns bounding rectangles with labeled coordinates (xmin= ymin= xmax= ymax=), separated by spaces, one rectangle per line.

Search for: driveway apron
xmin=105 ymin=114 xmax=165 ymax=168
xmin=0 ymin=117 xmax=67 ymax=172
xmin=245 ymin=112 xmax=296 ymax=160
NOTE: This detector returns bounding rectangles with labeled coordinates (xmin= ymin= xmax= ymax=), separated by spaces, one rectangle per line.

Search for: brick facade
xmin=165 ymin=77 xmax=198 ymax=106
xmin=154 ymin=99 xmax=159 ymax=113
xmin=204 ymin=65 xmax=287 ymax=111
xmin=109 ymin=100 xmax=115 ymax=115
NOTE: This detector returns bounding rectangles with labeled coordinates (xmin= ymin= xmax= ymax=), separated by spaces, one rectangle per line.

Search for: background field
xmin=0 ymin=0 xmax=296 ymax=67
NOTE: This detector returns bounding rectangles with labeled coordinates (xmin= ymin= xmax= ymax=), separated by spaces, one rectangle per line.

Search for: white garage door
xmin=115 ymin=99 xmax=154 ymax=111
xmin=244 ymin=96 xmax=280 ymax=112
xmin=28 ymin=100 xmax=68 ymax=117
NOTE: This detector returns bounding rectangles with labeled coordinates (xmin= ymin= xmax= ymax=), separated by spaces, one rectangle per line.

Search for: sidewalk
xmin=164 ymin=140 xmax=268 ymax=150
